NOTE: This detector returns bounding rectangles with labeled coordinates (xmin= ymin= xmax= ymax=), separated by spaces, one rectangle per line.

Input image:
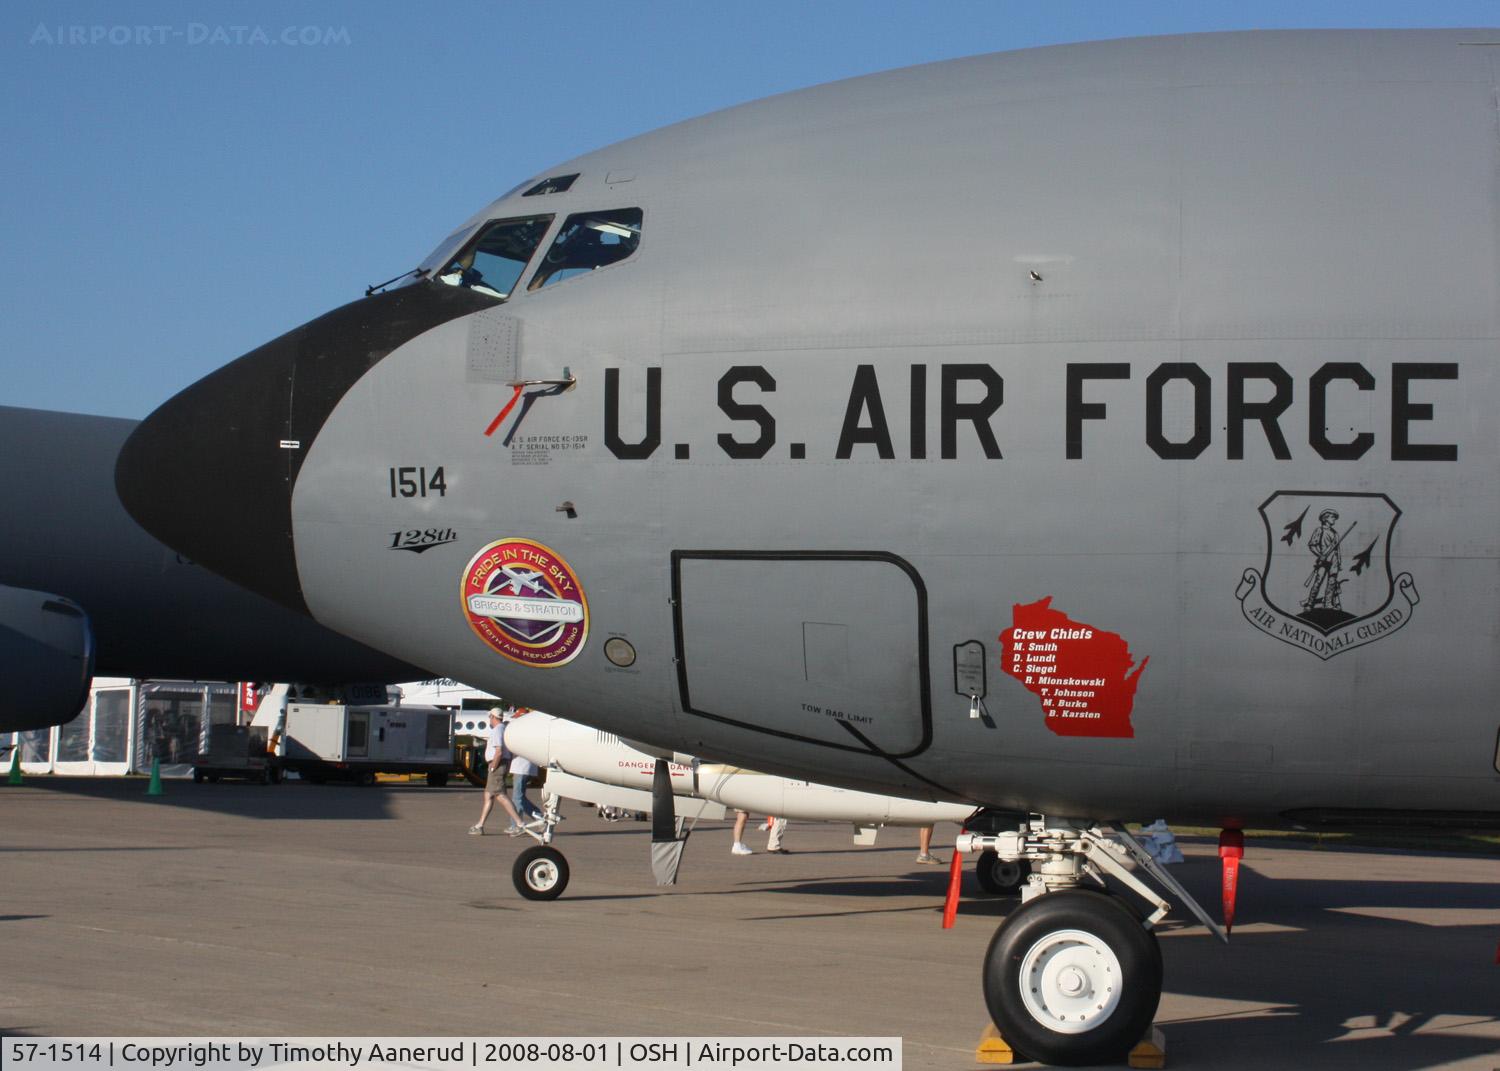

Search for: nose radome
xmin=115 ymin=284 xmax=497 ymax=615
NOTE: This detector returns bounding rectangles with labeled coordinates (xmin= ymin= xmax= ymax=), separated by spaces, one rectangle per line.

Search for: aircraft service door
xmin=672 ymin=551 xmax=930 ymax=758
xmin=345 ymin=711 xmax=369 ymax=760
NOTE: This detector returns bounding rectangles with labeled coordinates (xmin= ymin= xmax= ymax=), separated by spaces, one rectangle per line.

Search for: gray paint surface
xmin=130 ymin=31 xmax=1500 ymax=826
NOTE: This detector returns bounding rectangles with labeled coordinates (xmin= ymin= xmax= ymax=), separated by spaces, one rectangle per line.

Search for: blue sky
xmin=4 ymin=1 xmax=1494 ymax=419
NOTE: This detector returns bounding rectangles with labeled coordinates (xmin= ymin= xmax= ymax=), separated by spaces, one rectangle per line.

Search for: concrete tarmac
xmin=1 ymin=778 xmax=1496 ymax=1070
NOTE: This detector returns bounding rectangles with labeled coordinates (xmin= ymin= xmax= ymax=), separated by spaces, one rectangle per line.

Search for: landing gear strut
xmin=957 ymin=816 xmax=1224 ymax=1066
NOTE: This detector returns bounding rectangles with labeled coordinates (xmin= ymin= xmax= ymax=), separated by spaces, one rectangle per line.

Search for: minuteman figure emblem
xmin=1236 ymin=491 xmax=1419 ymax=660
xmin=1301 ymin=507 xmax=1349 ymax=620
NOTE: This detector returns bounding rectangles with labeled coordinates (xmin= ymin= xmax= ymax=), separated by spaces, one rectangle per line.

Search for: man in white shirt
xmin=469 ymin=707 xmax=527 ymax=835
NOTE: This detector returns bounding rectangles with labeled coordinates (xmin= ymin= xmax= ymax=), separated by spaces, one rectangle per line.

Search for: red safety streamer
xmin=1219 ymin=828 xmax=1245 ymax=933
xmin=942 ymin=850 xmax=964 ymax=929
xmin=483 ymin=384 xmax=525 ymax=437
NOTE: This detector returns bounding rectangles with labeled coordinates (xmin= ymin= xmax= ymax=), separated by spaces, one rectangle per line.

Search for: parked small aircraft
xmin=496 ymin=710 xmax=992 ymax=899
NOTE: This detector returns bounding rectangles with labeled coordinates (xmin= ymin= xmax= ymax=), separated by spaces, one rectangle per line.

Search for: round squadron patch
xmin=460 ymin=538 xmax=589 ymax=668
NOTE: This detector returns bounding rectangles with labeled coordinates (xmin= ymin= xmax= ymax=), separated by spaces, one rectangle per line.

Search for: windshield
xmin=528 ymin=208 xmax=643 ymax=291
xmin=436 ymin=215 xmax=553 ymax=299
xmin=410 ymin=223 xmax=479 ymax=281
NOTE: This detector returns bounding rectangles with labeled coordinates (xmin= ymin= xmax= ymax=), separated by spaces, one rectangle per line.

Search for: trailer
xmin=281 ymin=703 xmax=455 ymax=786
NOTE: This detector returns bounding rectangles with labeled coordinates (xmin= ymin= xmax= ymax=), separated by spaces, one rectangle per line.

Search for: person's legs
xmin=495 ymin=790 xmax=525 ymax=833
xmin=731 ymin=810 xmax=752 ymax=854
xmin=472 ymin=768 xmax=504 ymax=832
xmin=767 ymin=816 xmax=787 ymax=852
xmin=512 ymin=773 xmax=543 ymax=819
xmin=916 ymin=824 xmax=943 ymax=863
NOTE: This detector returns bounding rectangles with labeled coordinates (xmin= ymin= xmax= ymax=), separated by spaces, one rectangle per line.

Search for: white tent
xmin=7 ymin=679 xmax=237 ymax=778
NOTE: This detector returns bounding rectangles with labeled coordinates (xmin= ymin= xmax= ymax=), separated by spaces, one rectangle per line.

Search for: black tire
xmin=512 ymin=845 xmax=570 ymax=901
xmin=266 ymin=766 xmax=282 ymax=785
xmin=192 ymin=769 xmax=205 ymax=784
xmin=425 ymin=771 xmax=449 ymax=788
xmin=357 ymin=771 xmax=376 ymax=787
xmin=982 ymin=888 xmax=1161 ymax=1066
xmin=976 ymin=852 xmax=1030 ymax=896
xmin=206 ymin=773 xmax=220 ymax=784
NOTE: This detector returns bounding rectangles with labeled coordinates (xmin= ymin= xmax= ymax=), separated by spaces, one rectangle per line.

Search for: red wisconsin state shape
xmin=1000 ymin=597 xmax=1149 ymax=738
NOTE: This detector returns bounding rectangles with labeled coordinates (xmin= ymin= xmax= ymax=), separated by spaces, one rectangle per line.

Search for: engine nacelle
xmin=506 ymin=714 xmax=698 ymax=792
xmin=0 ymin=585 xmax=94 ymax=733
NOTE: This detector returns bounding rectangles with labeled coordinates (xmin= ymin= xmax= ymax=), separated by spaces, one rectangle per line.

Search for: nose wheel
xmin=983 ymin=888 xmax=1161 ymax=1066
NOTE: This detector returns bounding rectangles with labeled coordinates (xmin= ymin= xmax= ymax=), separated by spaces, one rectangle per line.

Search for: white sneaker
xmin=731 ymin=842 xmax=753 ymax=856
xmin=467 ymin=825 xmax=484 ymax=836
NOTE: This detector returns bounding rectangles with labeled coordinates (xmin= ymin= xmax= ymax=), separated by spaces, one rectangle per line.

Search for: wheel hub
xmin=1018 ymin=927 xmax=1123 ymax=1034
xmin=526 ymin=860 xmax=558 ymax=890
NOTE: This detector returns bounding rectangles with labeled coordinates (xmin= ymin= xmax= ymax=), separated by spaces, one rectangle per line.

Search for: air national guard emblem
xmin=1236 ymin=491 xmax=1418 ymax=660
xmin=460 ymin=538 xmax=589 ymax=668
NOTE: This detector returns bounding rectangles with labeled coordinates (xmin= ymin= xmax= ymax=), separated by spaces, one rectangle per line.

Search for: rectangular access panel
xmin=673 ymin=551 xmax=930 ymax=758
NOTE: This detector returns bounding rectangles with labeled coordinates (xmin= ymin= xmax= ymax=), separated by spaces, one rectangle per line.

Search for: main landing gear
xmin=956 ymin=816 xmax=1225 ymax=1067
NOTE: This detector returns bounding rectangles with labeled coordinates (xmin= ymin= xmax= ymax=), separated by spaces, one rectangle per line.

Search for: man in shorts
xmin=469 ymin=707 xmax=528 ymax=835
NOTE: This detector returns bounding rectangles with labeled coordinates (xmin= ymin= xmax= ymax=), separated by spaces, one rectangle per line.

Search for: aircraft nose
xmin=115 ymin=284 xmax=495 ymax=615
xmin=502 ymin=713 xmax=555 ymax=768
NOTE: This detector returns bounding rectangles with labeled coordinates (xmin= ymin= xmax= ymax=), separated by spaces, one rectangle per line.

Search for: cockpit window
xmin=528 ymin=208 xmax=643 ymax=291
xmin=437 ymin=215 xmax=553 ymax=300
xmin=412 ymin=223 xmax=479 ymax=282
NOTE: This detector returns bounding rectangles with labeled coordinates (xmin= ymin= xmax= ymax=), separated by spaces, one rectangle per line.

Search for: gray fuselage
xmin=119 ymin=31 xmax=1500 ymax=827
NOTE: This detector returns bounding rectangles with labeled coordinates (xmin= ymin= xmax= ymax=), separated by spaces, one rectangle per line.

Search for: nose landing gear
xmin=509 ymin=793 xmax=570 ymax=900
